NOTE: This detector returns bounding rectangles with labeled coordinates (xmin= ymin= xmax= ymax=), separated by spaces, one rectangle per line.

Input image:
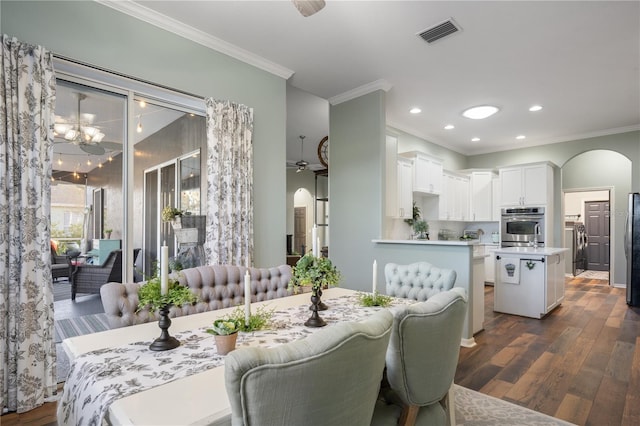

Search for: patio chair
xmin=69 ymin=249 xmax=122 ymax=300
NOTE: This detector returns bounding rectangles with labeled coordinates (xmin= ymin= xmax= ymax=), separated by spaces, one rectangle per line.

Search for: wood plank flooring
xmin=456 ymin=276 xmax=640 ymax=426
xmin=3 ymin=276 xmax=639 ymax=425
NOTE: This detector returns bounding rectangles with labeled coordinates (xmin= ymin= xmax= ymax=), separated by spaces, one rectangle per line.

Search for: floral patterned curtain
xmin=0 ymin=35 xmax=57 ymax=413
xmin=204 ymin=99 xmax=254 ymax=266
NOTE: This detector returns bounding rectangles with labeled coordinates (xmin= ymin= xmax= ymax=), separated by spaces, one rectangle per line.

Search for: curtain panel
xmin=204 ymin=99 xmax=254 ymax=266
xmin=0 ymin=35 xmax=57 ymax=413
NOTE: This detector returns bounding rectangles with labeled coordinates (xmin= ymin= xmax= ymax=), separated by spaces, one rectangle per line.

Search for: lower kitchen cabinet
xmin=493 ymin=248 xmax=567 ymax=319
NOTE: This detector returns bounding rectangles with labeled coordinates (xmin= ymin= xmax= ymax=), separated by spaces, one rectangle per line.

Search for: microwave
xmin=501 ymin=207 xmax=545 ymax=247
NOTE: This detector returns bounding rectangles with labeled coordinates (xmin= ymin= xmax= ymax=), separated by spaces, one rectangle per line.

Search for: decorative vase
xmin=172 ymin=217 xmax=182 ymax=230
xmin=214 ymin=333 xmax=238 ymax=355
xmin=304 ymin=291 xmax=327 ymax=327
xmin=149 ymin=305 xmax=180 ymax=351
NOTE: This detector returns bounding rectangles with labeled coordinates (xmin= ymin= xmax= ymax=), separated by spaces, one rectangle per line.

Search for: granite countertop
xmin=372 ymin=239 xmax=479 ymax=246
xmin=492 ymin=246 xmax=569 ymax=256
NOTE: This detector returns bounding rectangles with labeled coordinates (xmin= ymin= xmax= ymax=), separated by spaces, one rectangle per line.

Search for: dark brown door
xmin=585 ymin=201 xmax=610 ymax=271
xmin=293 ymin=207 xmax=306 ymax=255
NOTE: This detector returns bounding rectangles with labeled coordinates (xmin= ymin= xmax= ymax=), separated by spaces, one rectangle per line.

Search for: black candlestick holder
xmin=149 ymin=304 xmax=180 ymax=351
xmin=305 ymin=292 xmax=327 ymax=327
xmin=309 ymin=287 xmax=328 ymax=311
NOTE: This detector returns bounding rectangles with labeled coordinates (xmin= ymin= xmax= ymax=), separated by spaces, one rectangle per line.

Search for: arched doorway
xmin=561 ymin=149 xmax=632 ymax=286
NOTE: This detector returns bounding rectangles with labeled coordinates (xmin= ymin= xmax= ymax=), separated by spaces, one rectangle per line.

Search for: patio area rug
xmin=55 ymin=313 xmax=110 ymax=383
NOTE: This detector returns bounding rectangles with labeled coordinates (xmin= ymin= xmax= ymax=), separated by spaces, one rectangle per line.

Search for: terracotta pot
xmin=214 ymin=333 xmax=238 ymax=355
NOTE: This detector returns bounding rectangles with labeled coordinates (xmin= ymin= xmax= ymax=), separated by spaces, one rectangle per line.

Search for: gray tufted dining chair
xmin=224 ymin=309 xmax=394 ymax=426
xmin=385 ymin=262 xmax=457 ymax=301
xmin=371 ymin=287 xmax=467 ymax=426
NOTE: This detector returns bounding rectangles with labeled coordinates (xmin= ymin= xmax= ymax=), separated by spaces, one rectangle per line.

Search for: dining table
xmin=57 ymin=287 xmax=412 ymax=426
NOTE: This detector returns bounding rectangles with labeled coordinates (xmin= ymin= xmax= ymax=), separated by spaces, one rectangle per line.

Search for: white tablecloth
xmin=57 ymin=293 xmax=411 ymax=426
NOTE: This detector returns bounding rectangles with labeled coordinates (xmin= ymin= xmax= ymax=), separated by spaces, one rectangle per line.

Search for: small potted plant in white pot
xmin=206 ymin=318 xmax=242 ymax=355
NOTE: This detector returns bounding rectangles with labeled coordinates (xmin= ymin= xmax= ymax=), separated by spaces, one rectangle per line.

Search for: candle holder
xmin=305 ymin=291 xmax=327 ymax=327
xmin=309 ymin=287 xmax=328 ymax=311
xmin=149 ymin=304 xmax=180 ymax=351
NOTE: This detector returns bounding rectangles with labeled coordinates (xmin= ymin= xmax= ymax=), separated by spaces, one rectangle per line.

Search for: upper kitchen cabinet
xmin=385 ymin=135 xmax=413 ymax=219
xmin=469 ymin=171 xmax=498 ymax=221
xmin=439 ymin=171 xmax=469 ymax=221
xmin=400 ymin=151 xmax=443 ymax=195
xmin=499 ymin=162 xmax=554 ymax=207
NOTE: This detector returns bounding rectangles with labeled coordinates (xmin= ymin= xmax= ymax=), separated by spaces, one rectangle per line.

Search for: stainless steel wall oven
xmin=501 ymin=207 xmax=545 ymax=247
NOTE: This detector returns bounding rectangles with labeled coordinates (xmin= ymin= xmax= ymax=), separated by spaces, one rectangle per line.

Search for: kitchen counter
xmin=372 ymin=239 xmax=479 ymax=246
xmin=493 ymin=246 xmax=568 ymax=256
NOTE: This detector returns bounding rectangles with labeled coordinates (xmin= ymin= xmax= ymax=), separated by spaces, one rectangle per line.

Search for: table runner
xmin=57 ymin=294 xmax=412 ymax=425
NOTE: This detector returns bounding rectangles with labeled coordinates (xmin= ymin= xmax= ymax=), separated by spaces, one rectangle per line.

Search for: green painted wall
xmin=329 ymin=90 xmax=386 ymax=291
xmin=2 ymin=0 xmax=287 ymax=267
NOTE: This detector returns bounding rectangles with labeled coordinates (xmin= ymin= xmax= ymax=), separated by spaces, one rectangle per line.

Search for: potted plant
xmin=289 ymin=252 xmax=341 ymax=327
xmin=137 ymin=273 xmax=199 ymax=351
xmin=404 ymin=201 xmax=421 ymax=228
xmin=104 ymin=228 xmax=113 ymax=239
xmin=413 ymin=220 xmax=429 ymax=240
xmin=161 ymin=205 xmax=184 ymax=229
xmin=206 ymin=318 xmax=242 ymax=355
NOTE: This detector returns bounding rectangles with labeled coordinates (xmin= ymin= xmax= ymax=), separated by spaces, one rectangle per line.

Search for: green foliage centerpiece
xmin=206 ymin=318 xmax=242 ymax=355
xmin=289 ymin=252 xmax=341 ymax=327
xmin=137 ymin=274 xmax=198 ymax=351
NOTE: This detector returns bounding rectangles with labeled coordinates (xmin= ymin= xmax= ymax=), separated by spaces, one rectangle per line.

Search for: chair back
xmin=385 ymin=288 xmax=467 ymax=407
xmin=385 ymin=262 xmax=456 ymax=301
xmin=225 ymin=309 xmax=393 ymax=426
xmin=104 ymin=249 xmax=123 ymax=282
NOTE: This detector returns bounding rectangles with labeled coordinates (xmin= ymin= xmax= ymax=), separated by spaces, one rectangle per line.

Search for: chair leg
xmin=398 ymin=404 xmax=419 ymax=426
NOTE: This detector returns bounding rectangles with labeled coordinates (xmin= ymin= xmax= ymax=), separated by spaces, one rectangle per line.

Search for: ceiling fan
xmin=295 ymin=135 xmax=309 ymax=173
xmin=54 ymin=93 xmax=122 ymax=156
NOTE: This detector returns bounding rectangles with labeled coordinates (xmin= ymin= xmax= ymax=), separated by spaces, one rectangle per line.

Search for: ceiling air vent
xmin=418 ymin=18 xmax=461 ymax=44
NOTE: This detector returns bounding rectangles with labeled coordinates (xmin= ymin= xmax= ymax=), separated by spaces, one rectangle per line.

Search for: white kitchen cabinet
xmin=484 ymin=244 xmax=498 ymax=284
xmin=395 ymin=157 xmax=413 ymax=218
xmin=499 ymin=162 xmax=553 ymax=207
xmin=440 ymin=171 xmax=469 ymax=221
xmin=469 ymin=171 xmax=496 ymax=221
xmin=400 ymin=152 xmax=442 ymax=195
xmin=493 ymin=247 xmax=567 ymax=319
xmin=492 ymin=177 xmax=501 ymax=221
xmin=385 ymin=135 xmax=413 ymax=219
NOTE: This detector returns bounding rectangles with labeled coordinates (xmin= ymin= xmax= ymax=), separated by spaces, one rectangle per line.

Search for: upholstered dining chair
xmin=69 ymin=249 xmax=123 ymax=300
xmin=371 ymin=287 xmax=467 ymax=426
xmin=225 ymin=309 xmax=394 ymax=426
xmin=385 ymin=262 xmax=457 ymax=301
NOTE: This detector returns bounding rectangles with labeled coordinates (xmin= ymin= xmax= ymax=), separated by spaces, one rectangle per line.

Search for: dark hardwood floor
xmin=456 ymin=276 xmax=640 ymax=426
xmin=3 ymin=276 xmax=639 ymax=425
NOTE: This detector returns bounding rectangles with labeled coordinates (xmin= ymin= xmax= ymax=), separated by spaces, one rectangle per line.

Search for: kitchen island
xmin=372 ymin=239 xmax=481 ymax=346
xmin=493 ymin=246 xmax=568 ymax=319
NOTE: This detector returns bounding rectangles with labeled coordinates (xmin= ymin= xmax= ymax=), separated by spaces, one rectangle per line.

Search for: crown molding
xmin=96 ymin=0 xmax=294 ymax=80
xmin=328 ymin=79 xmax=392 ymax=106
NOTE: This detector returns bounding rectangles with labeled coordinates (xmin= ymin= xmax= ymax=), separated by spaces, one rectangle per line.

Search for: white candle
xmin=312 ymin=225 xmax=318 ymax=256
xmin=372 ymin=260 xmax=377 ymax=294
xmin=244 ymin=270 xmax=251 ymax=325
xmin=160 ymin=243 xmax=169 ymax=296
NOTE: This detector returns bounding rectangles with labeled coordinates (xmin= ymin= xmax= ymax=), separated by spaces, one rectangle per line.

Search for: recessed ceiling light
xmin=444 ymin=124 xmax=455 ymax=130
xmin=462 ymin=105 xmax=499 ymax=120
xmin=471 ymin=137 xmax=480 ymax=142
xmin=516 ymin=135 xmax=526 ymax=140
xmin=529 ymin=105 xmax=543 ymax=112
xmin=409 ymin=107 xmax=422 ymax=114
